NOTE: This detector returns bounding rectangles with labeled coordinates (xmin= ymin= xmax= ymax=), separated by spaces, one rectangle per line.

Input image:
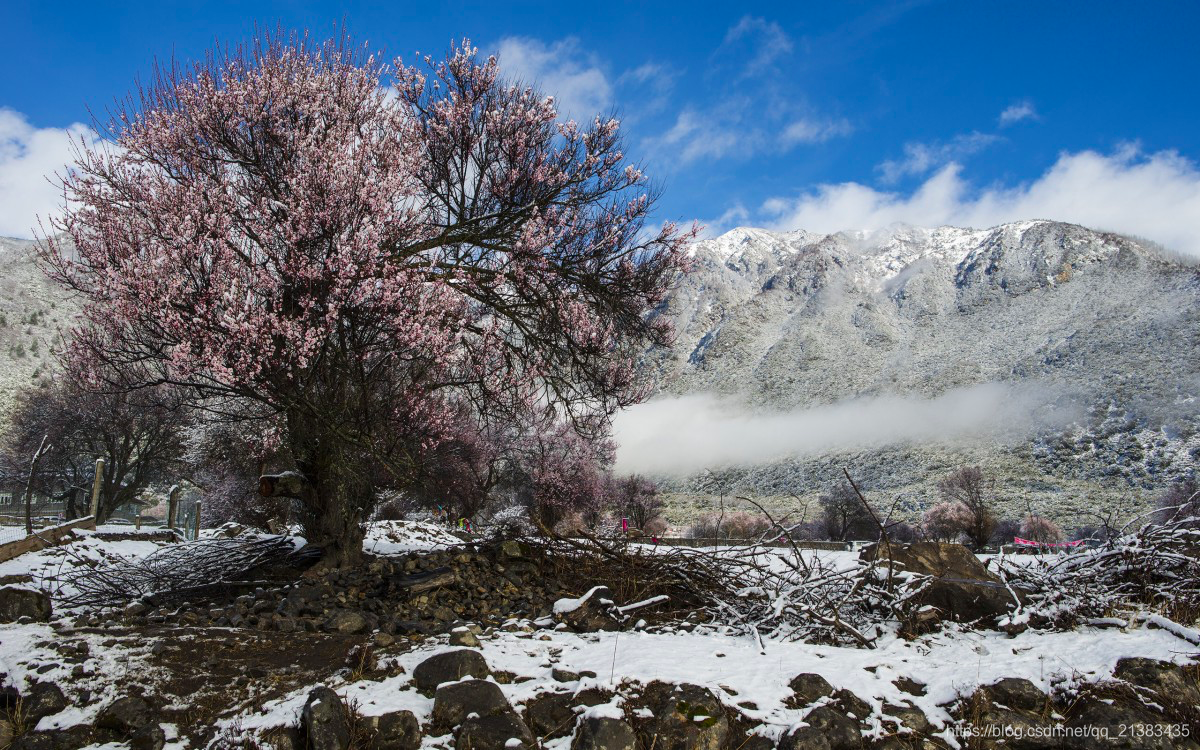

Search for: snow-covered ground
xmin=0 ymin=523 xmax=1196 ymax=749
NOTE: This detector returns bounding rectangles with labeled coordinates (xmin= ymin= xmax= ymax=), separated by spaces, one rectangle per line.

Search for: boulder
xmin=362 ymin=709 xmax=421 ymax=750
xmin=24 ymin=682 xmax=67 ymax=723
xmin=523 ymin=688 xmax=609 ymax=739
xmin=95 ymin=696 xmax=155 ymax=734
xmin=786 ymin=673 xmax=835 ymax=708
xmin=413 ymin=650 xmax=490 ymax=693
xmin=302 ymin=686 xmax=350 ymax=750
xmin=777 ymin=724 xmax=830 ymax=750
xmin=636 ymin=683 xmax=730 ymax=750
xmin=455 ymin=712 xmax=535 ymax=749
xmin=322 ymin=610 xmax=369 ymax=634
xmin=1114 ymin=657 xmax=1200 ymax=709
xmin=796 ymin=706 xmax=860 ymax=750
xmin=1064 ymin=698 xmax=1193 ymax=750
xmin=861 ymin=542 xmax=1017 ymax=623
xmin=449 ymin=627 xmax=480 ymax=647
xmin=432 ymin=679 xmax=511 ymax=734
xmin=975 ymin=678 xmax=1048 ymax=713
xmin=0 ymin=588 xmax=51 ymax=623
xmin=130 ymin=725 xmax=167 ymax=750
xmin=572 ymin=716 xmax=638 ymax=750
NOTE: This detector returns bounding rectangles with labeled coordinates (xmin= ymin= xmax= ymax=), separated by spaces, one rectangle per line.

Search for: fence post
xmin=89 ymin=458 xmax=105 ymax=521
xmin=192 ymin=501 xmax=202 ymax=541
xmin=167 ymin=485 xmax=181 ymax=531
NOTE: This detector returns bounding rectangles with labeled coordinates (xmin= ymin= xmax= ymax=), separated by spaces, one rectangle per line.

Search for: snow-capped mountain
xmin=646 ymin=220 xmax=1200 ymax=521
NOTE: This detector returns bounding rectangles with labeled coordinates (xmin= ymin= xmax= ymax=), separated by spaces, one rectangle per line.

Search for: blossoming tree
xmin=41 ymin=32 xmax=692 ymax=564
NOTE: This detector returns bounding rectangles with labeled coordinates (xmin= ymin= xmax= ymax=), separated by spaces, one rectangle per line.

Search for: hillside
xmin=0 ymin=237 xmax=75 ymax=422
xmin=641 ymin=220 xmax=1200 ymax=527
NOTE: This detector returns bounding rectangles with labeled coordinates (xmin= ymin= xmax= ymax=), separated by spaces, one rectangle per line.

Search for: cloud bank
xmin=612 ymin=384 xmax=1076 ymax=476
xmin=762 ymin=145 xmax=1200 ymax=257
xmin=0 ymin=109 xmax=96 ymax=239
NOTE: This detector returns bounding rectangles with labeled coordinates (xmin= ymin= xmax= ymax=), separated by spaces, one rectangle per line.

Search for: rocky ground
xmin=0 ymin=522 xmax=1196 ymax=750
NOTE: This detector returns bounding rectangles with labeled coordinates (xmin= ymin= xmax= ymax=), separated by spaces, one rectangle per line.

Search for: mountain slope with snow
xmin=645 ymin=221 xmax=1200 ymax=522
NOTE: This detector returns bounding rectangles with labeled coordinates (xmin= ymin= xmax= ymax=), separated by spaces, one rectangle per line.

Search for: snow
xmin=362 ymin=520 xmax=464 ymax=555
xmin=553 ymin=586 xmax=612 ymax=615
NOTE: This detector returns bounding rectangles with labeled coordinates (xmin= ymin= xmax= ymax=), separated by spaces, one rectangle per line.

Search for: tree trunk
xmin=279 ymin=413 xmax=370 ymax=567
xmin=23 ymin=436 xmax=50 ymax=535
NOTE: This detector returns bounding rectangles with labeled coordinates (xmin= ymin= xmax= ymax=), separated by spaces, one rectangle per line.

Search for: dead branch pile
xmin=996 ymin=514 xmax=1200 ymax=627
xmin=54 ymin=534 xmax=299 ymax=609
xmin=531 ymin=531 xmax=930 ymax=648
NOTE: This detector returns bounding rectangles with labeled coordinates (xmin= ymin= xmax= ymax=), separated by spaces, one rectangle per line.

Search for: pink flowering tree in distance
xmin=40 ymin=31 xmax=693 ymax=564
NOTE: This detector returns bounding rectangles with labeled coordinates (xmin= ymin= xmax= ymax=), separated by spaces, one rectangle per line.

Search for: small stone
xmin=449 ymin=628 xmax=480 ymax=647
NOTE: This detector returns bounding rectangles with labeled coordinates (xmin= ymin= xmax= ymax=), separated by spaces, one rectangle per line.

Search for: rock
xmin=777 ymin=724 xmax=829 ymax=750
xmin=455 ymin=712 xmax=534 ymax=750
xmin=1114 ymin=657 xmax=1200 ymax=709
xmin=0 ymin=720 xmax=12 ymax=749
xmin=786 ymin=673 xmax=835 ymax=707
xmin=637 ymin=683 xmax=730 ymax=750
xmin=130 ymin=725 xmax=167 ymax=750
xmin=976 ymin=678 xmax=1048 ymax=713
xmin=95 ymin=696 xmax=155 ymax=734
xmin=861 ymin=542 xmax=1018 ymax=623
xmin=0 ymin=587 xmax=51 ymax=623
xmin=498 ymin=541 xmax=528 ymax=560
xmin=523 ymin=689 xmax=608 ymax=739
xmin=831 ymin=689 xmax=871 ymax=720
xmin=302 ymin=686 xmax=350 ymax=750
xmin=554 ymin=586 xmax=621 ymax=633
xmin=323 ymin=610 xmax=369 ymax=634
xmin=796 ymin=706 xmax=860 ymax=750
xmin=1064 ymin=697 xmax=1190 ymax=750
xmin=413 ymin=649 xmax=490 ymax=693
xmin=362 ymin=709 xmax=421 ymax=750
xmin=738 ymin=734 xmax=777 ymax=750
xmin=449 ymin=628 xmax=480 ymax=647
xmin=552 ymin=668 xmax=581 ymax=683
xmin=572 ymin=715 xmax=637 ymax=750
xmin=432 ymin=679 xmax=510 ymax=733
xmin=24 ymin=682 xmax=67 ymax=722
xmin=264 ymin=726 xmax=304 ymax=750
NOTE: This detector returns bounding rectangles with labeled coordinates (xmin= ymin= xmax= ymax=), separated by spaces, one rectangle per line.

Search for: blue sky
xmin=5 ymin=1 xmax=1200 ymax=253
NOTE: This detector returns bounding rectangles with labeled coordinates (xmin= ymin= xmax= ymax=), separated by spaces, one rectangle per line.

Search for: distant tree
xmin=937 ymin=466 xmax=998 ymax=549
xmin=1154 ymin=477 xmax=1200 ymax=526
xmin=611 ymin=474 xmax=663 ymax=531
xmin=41 ymin=33 xmax=692 ymax=564
xmin=1 ymin=378 xmax=189 ymax=522
xmin=818 ymin=482 xmax=876 ymax=541
xmin=1020 ymin=513 xmax=1063 ymax=544
xmin=921 ymin=501 xmax=972 ymax=542
xmin=992 ymin=518 xmax=1022 ymax=545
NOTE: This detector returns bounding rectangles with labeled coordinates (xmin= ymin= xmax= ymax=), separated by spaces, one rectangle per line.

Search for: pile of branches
xmin=53 ymin=534 xmax=300 ymax=609
xmin=996 ymin=513 xmax=1200 ymax=629
xmin=536 ymin=482 xmax=932 ymax=648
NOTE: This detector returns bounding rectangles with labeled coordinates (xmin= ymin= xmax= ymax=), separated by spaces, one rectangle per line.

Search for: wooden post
xmin=89 ymin=458 xmax=105 ymax=521
xmin=192 ymin=501 xmax=202 ymax=541
xmin=166 ymin=485 xmax=181 ymax=531
xmin=135 ymin=511 xmax=141 ymax=531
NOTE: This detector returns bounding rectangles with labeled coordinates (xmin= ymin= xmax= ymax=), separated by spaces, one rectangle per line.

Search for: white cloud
xmin=496 ymin=37 xmax=613 ymax=119
xmin=722 ymin=16 xmax=794 ymax=75
xmin=876 ymin=132 xmax=999 ymax=183
xmin=0 ymin=109 xmax=94 ymax=239
xmin=762 ymin=145 xmax=1200 ymax=257
xmin=781 ymin=117 xmax=854 ymax=145
xmin=999 ymin=100 xmax=1038 ymax=126
xmin=652 ymin=109 xmax=747 ymax=163
xmin=613 ymin=384 xmax=1074 ymax=476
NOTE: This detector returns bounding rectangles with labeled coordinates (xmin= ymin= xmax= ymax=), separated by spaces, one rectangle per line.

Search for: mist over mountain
xmin=627 ymin=220 xmax=1200 ymax=524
